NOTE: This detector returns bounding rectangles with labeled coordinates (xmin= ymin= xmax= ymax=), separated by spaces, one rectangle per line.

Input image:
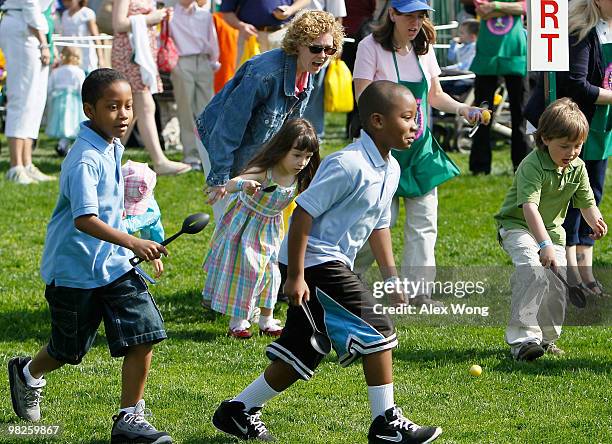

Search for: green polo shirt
xmin=495 ymin=149 xmax=595 ymax=245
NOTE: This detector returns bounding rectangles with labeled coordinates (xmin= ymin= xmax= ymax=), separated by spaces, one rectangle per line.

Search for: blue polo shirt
xmin=279 ymin=130 xmax=401 ymax=269
xmin=220 ymin=0 xmax=293 ymax=28
xmin=40 ymin=122 xmax=132 ymax=289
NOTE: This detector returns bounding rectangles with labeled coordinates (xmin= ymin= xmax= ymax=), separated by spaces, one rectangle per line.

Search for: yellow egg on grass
xmin=469 ymin=364 xmax=482 ymax=377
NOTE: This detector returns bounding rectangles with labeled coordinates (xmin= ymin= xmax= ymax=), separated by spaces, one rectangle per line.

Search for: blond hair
xmin=568 ymin=0 xmax=601 ymax=43
xmin=61 ymin=46 xmax=81 ymax=66
xmin=282 ymin=10 xmax=345 ymax=57
xmin=534 ymin=98 xmax=589 ymax=150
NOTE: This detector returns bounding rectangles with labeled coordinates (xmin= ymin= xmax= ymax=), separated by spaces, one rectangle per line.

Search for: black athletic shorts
xmin=266 ymin=261 xmax=397 ymax=380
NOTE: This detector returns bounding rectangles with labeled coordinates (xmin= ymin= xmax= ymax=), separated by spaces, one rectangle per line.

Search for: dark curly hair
xmin=82 ymin=68 xmax=130 ymax=106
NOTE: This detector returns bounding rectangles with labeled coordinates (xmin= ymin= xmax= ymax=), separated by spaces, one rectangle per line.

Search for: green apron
xmin=391 ymin=51 xmax=460 ymax=198
xmin=470 ymin=0 xmax=526 ymax=76
xmin=583 ymin=40 xmax=612 ymax=160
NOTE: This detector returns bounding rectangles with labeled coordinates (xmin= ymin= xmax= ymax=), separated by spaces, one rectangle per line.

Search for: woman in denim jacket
xmin=196 ymin=10 xmax=344 ymax=219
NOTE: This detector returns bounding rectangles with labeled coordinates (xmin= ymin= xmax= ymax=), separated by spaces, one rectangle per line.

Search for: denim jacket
xmin=196 ymin=48 xmax=313 ymax=186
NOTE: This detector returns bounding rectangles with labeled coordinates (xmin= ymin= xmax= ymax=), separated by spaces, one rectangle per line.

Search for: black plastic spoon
xmin=301 ymin=301 xmax=332 ymax=355
xmin=262 ymin=184 xmax=277 ymax=193
xmin=552 ymin=269 xmax=587 ymax=308
xmin=130 ymin=212 xmax=210 ymax=267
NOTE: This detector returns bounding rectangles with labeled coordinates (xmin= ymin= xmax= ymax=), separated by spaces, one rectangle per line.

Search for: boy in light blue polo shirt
xmin=8 ymin=69 xmax=173 ymax=444
xmin=212 ymin=80 xmax=443 ymax=444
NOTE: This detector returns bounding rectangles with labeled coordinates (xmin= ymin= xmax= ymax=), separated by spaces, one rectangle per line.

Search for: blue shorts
xmin=45 ymin=270 xmax=167 ymax=364
xmin=266 ymin=261 xmax=397 ymax=380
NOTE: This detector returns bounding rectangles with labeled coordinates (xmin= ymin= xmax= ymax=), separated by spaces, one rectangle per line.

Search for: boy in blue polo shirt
xmin=8 ymin=69 xmax=172 ymax=444
xmin=212 ymin=80 xmax=443 ymax=444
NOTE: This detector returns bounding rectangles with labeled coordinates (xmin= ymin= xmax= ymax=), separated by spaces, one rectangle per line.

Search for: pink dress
xmin=111 ymin=0 xmax=163 ymax=93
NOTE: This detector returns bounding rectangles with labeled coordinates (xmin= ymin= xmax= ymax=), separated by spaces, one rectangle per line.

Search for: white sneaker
xmin=111 ymin=400 xmax=172 ymax=443
xmin=25 ymin=164 xmax=56 ymax=182
xmin=6 ymin=166 xmax=36 ymax=185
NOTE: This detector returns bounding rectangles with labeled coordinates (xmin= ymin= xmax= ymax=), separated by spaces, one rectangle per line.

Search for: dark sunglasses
xmin=308 ymin=45 xmax=337 ymax=55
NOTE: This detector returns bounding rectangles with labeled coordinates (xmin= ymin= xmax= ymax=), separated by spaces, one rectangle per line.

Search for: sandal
xmin=227 ymin=328 xmax=253 ymax=339
xmin=259 ymin=319 xmax=283 ymax=337
xmin=584 ymin=280 xmax=607 ymax=297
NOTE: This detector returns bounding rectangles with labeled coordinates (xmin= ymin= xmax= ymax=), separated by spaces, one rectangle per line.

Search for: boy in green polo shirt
xmin=495 ymin=98 xmax=607 ymax=361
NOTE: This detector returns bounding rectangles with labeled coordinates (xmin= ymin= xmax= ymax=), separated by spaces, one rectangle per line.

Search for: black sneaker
xmin=110 ymin=400 xmax=172 ymax=443
xmin=368 ymin=406 xmax=442 ymax=443
xmin=514 ymin=341 xmax=545 ymax=361
xmin=212 ymin=400 xmax=275 ymax=441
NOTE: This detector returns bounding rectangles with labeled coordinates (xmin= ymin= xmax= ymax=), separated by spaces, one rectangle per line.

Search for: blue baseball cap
xmin=390 ymin=0 xmax=434 ymax=14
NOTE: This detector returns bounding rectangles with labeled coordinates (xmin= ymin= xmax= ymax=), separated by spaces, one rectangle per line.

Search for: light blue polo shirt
xmin=279 ymin=130 xmax=400 ymax=269
xmin=40 ymin=122 xmax=132 ymax=289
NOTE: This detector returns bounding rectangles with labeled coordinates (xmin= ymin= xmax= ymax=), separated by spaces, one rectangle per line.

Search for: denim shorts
xmin=44 ymin=270 xmax=167 ymax=364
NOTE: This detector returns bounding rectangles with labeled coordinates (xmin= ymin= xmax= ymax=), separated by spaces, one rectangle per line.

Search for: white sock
xmin=23 ymin=361 xmax=45 ymax=387
xmin=259 ymin=314 xmax=273 ymax=327
xmin=259 ymin=315 xmax=282 ymax=330
xmin=368 ymin=383 xmax=395 ymax=420
xmin=229 ymin=317 xmax=250 ymax=331
xmin=233 ymin=374 xmax=280 ymax=411
xmin=118 ymin=406 xmax=135 ymax=415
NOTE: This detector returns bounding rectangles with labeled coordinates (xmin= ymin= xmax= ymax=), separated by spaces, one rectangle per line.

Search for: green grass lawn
xmin=0 ymin=115 xmax=610 ymax=443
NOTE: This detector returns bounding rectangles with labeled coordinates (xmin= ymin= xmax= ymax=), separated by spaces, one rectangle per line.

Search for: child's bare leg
xmin=28 ymin=347 xmax=64 ymax=378
xmin=260 ymin=308 xmax=273 ymax=317
xmin=263 ymin=360 xmax=300 ymax=392
xmin=362 ymin=349 xmax=393 ymax=386
xmin=565 ymin=246 xmax=581 ymax=285
xmin=363 ymin=350 xmax=395 ymax=420
xmin=576 ymin=246 xmax=598 ymax=287
xmin=121 ymin=343 xmax=152 ymax=408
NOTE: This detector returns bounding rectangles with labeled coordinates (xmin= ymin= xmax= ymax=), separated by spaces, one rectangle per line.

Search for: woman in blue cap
xmin=353 ymin=0 xmax=488 ymax=305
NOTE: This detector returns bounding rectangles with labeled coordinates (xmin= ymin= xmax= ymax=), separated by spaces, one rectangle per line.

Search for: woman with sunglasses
xmin=352 ymin=0 xmax=488 ymax=305
xmin=196 ymin=10 xmax=344 ymax=221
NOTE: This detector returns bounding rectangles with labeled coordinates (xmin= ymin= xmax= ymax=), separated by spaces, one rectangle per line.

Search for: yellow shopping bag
xmin=324 ymin=59 xmax=354 ymax=113
xmin=239 ymin=36 xmax=261 ymax=67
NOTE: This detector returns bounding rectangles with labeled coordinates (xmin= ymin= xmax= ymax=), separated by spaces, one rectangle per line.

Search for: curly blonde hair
xmin=282 ymin=10 xmax=345 ymax=57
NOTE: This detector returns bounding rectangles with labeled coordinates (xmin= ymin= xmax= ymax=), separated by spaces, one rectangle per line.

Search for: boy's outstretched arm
xmin=580 ymin=206 xmax=608 ymax=240
xmin=75 ymin=215 xmax=168 ymax=262
xmin=523 ymin=203 xmax=557 ymax=270
xmin=283 ymin=206 xmax=312 ymax=306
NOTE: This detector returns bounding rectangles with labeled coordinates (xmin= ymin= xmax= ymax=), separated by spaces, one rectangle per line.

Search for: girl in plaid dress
xmin=202 ymin=119 xmax=320 ymax=338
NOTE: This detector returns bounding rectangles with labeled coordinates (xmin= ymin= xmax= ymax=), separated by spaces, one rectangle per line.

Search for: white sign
xmin=527 ymin=0 xmax=569 ymax=71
